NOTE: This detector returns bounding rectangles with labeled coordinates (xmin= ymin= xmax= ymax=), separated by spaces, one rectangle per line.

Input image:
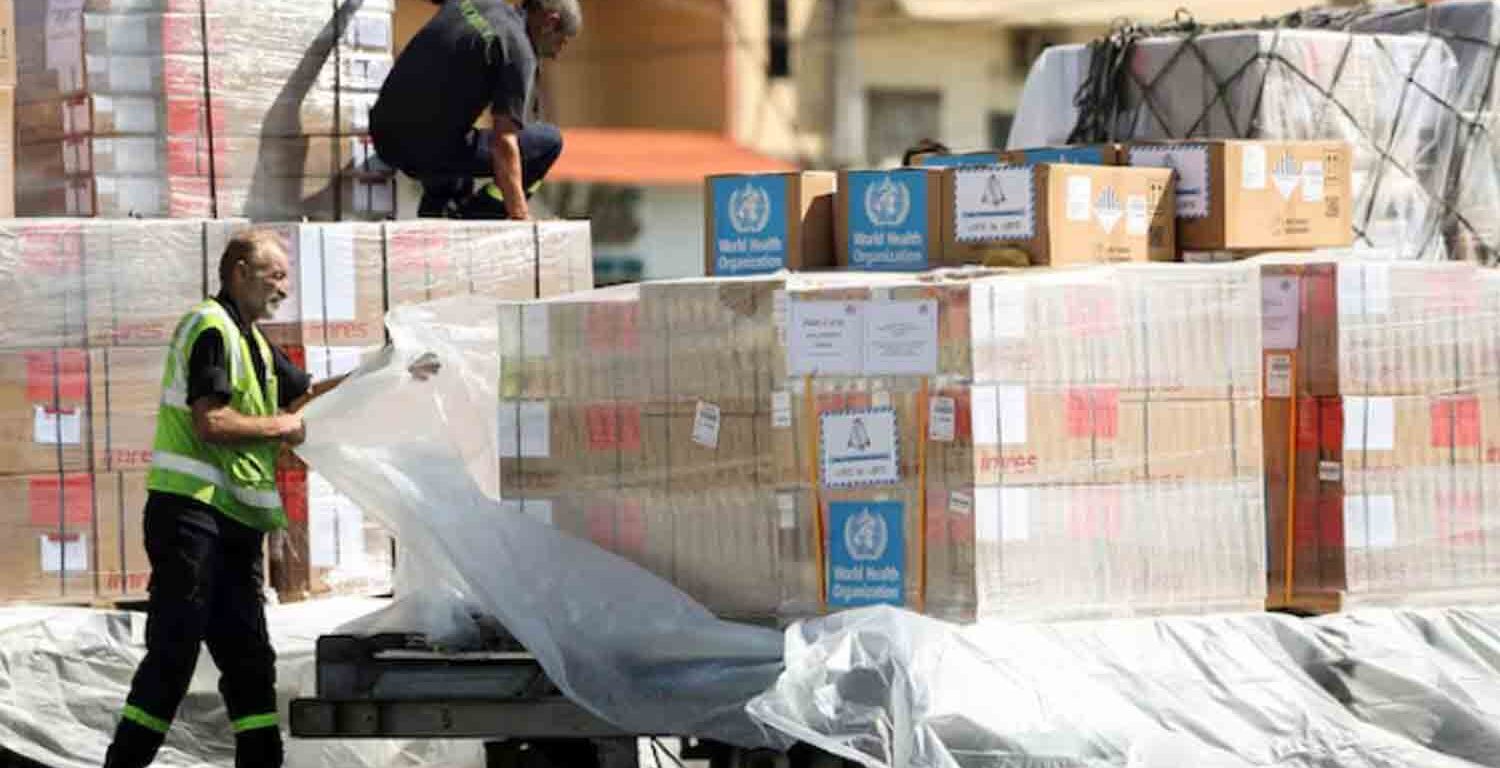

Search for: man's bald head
xmin=219 ymin=230 xmax=291 ymax=323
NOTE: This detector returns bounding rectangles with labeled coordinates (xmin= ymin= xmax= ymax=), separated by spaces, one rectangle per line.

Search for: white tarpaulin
xmin=5 ymin=296 xmax=1500 ymax=767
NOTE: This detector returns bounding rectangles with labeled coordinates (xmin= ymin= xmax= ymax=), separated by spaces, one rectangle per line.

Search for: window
xmin=768 ymin=0 xmax=790 ymax=79
xmin=866 ymin=89 xmax=942 ymax=165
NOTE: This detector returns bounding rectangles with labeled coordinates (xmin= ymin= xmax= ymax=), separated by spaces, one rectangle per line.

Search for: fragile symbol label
xmin=821 ymin=408 xmax=900 ymax=488
xmin=929 ymin=396 xmax=956 ymax=442
xmin=692 ymin=401 xmax=722 ymax=449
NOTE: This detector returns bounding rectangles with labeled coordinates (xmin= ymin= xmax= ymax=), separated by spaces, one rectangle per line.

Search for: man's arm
xmin=491 ymin=121 xmax=529 ymax=220
xmin=187 ymin=329 xmax=305 ymax=445
xmin=193 ymin=397 xmax=305 ymax=445
xmin=286 ymin=375 xmax=347 ymax=414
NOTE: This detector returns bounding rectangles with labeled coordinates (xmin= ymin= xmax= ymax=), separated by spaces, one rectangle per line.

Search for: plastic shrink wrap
xmin=1256 ymin=253 xmax=1500 ymax=612
xmin=1338 ymin=1 xmax=1500 ymax=264
xmin=0 ymin=219 xmax=594 ymax=605
xmin=1009 ymin=29 xmax=1459 ymax=259
xmin=14 ymin=0 xmax=395 ymax=219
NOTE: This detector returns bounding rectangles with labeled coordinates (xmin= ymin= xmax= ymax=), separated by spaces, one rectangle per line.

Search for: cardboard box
xmin=952 ymin=389 xmax=1261 ymax=487
xmin=835 ymin=169 xmax=942 ymax=272
xmin=0 ymin=473 xmax=97 ymax=603
xmin=256 ymin=223 xmax=388 ymax=348
xmin=537 ymin=220 xmax=595 ymax=298
xmin=907 ymin=150 xmax=1003 ymax=168
xmin=0 ymin=0 xmax=13 ymax=87
xmin=0 ymin=349 xmax=91 ymax=476
xmin=83 ymin=221 xmax=207 ymax=347
xmin=0 ymin=221 xmax=87 ymax=348
xmin=89 ymin=347 xmax=166 ymax=474
xmin=94 ymin=470 xmax=149 ymax=599
xmin=641 ymin=277 xmax=781 ymax=416
xmin=1128 ymin=141 xmax=1353 ymax=251
xmin=19 ymin=172 xmax=396 ymax=220
xmin=386 ymin=221 xmax=538 ymax=307
xmin=999 ymin=144 xmax=1127 ymax=166
xmin=941 ymin=163 xmax=1175 ymax=267
xmin=973 ymin=480 xmax=1265 ymax=620
xmin=17 ymin=135 xmax=362 ymax=185
xmin=0 ymin=86 xmax=11 ymax=218
xmin=704 ymin=171 xmax=836 ymax=276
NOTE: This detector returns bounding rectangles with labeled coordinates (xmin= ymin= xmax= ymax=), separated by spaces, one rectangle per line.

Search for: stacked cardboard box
xmin=1261 ymin=255 xmax=1500 ymax=610
xmin=1010 ymin=30 xmax=1460 ymax=260
xmin=15 ymin=0 xmax=395 ymax=219
xmin=0 ymin=218 xmax=595 ymax=604
xmin=490 ymin=265 xmax=1266 ymax=622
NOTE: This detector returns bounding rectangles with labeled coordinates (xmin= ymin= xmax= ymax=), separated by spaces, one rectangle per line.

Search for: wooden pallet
xmin=1265 ymin=591 xmax=1344 ymax=617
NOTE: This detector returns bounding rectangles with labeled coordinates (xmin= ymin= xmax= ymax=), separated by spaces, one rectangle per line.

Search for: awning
xmin=549 ymin=128 xmax=799 ymax=187
xmin=895 ymin=0 xmax=1320 ymax=26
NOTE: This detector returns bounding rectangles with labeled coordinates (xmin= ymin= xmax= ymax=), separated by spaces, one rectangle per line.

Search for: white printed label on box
xmin=975 ymin=487 xmax=1030 ymax=542
xmin=498 ymin=401 xmax=550 ymax=458
xmin=1318 ymin=461 xmax=1342 ymax=483
xmin=1272 ymin=152 xmax=1301 ymax=200
xmin=41 ymin=534 xmax=88 ymax=574
xmin=33 ymin=406 xmax=82 ymax=445
xmin=1241 ymin=144 xmax=1268 ymax=190
xmin=821 ymin=408 xmax=899 ymax=488
xmin=1094 ymin=186 xmax=1123 ymax=234
xmin=771 ymin=391 xmax=793 ymax=429
xmin=1343 ymin=397 xmax=1395 ymax=452
xmin=971 ymin=385 xmax=1028 ymax=446
xmin=777 ymin=493 xmax=798 ymax=530
xmin=1125 ymin=194 xmax=1149 ymax=236
xmin=948 ymin=491 xmax=973 ymax=517
xmin=788 ymin=301 xmax=864 ymax=375
xmin=1301 ymin=160 xmax=1325 ymax=202
xmin=864 ymin=300 xmax=938 ymax=375
xmin=1265 ymin=353 xmax=1294 ymax=399
xmin=693 ymin=401 xmax=722 ymax=449
xmin=1261 ymin=275 xmax=1301 ymax=350
xmin=1131 ymin=145 xmax=1210 ymax=219
xmin=954 ymin=167 xmax=1036 ymax=242
xmin=1065 ymin=175 xmax=1092 ymax=222
xmin=929 ymin=396 xmax=956 ymax=442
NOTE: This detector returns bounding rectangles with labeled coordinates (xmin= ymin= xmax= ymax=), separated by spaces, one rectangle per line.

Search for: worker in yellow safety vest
xmin=102 ymin=229 xmax=437 ymax=767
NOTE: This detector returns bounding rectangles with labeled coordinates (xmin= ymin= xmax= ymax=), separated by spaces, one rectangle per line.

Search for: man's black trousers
xmin=374 ymin=123 xmax=564 ymax=216
xmin=104 ymin=492 xmax=282 ymax=768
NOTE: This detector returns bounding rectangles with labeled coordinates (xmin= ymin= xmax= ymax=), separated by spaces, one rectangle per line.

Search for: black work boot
xmin=103 ymin=720 xmax=167 ymax=768
xmin=457 ymin=184 xmax=512 ymax=220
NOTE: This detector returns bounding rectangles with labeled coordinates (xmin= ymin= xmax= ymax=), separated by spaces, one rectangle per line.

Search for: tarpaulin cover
xmin=5 ymin=296 xmax=1500 ymax=767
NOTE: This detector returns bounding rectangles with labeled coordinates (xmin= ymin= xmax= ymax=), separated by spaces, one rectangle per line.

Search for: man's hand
xmin=276 ymin=413 xmax=306 ymax=446
xmin=408 ymin=352 xmax=442 ymax=381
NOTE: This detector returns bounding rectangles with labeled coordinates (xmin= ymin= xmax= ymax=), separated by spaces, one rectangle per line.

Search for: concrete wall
xmin=541 ymin=0 xmax=730 ymax=133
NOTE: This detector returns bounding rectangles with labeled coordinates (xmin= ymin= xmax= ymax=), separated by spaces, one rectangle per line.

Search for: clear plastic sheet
xmin=294 ymin=295 xmax=789 ymax=747
xmin=1337 ymin=2 xmax=1500 ymax=264
xmin=1009 ymin=30 xmax=1459 ymax=259
xmin=0 ymin=598 xmax=487 ymax=768
xmin=15 ymin=0 xmax=395 ymax=219
xmin=747 ymin=605 xmax=1500 ymax=768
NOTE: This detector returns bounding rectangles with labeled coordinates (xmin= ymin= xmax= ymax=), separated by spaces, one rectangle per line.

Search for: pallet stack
xmin=0 ymin=219 xmax=594 ymax=604
xmin=14 ymin=0 xmax=395 ymax=219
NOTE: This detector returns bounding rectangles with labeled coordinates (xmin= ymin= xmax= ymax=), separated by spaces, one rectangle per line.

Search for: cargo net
xmin=1066 ymin=4 xmax=1499 ymax=263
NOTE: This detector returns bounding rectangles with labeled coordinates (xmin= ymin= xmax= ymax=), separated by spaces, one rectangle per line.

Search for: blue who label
xmin=712 ymin=175 xmax=790 ymax=275
xmin=846 ymin=170 xmax=930 ymax=271
xmin=917 ymin=151 xmax=1002 ymax=168
xmin=827 ymin=500 xmax=905 ymax=607
xmin=1015 ymin=146 xmax=1107 ymax=166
